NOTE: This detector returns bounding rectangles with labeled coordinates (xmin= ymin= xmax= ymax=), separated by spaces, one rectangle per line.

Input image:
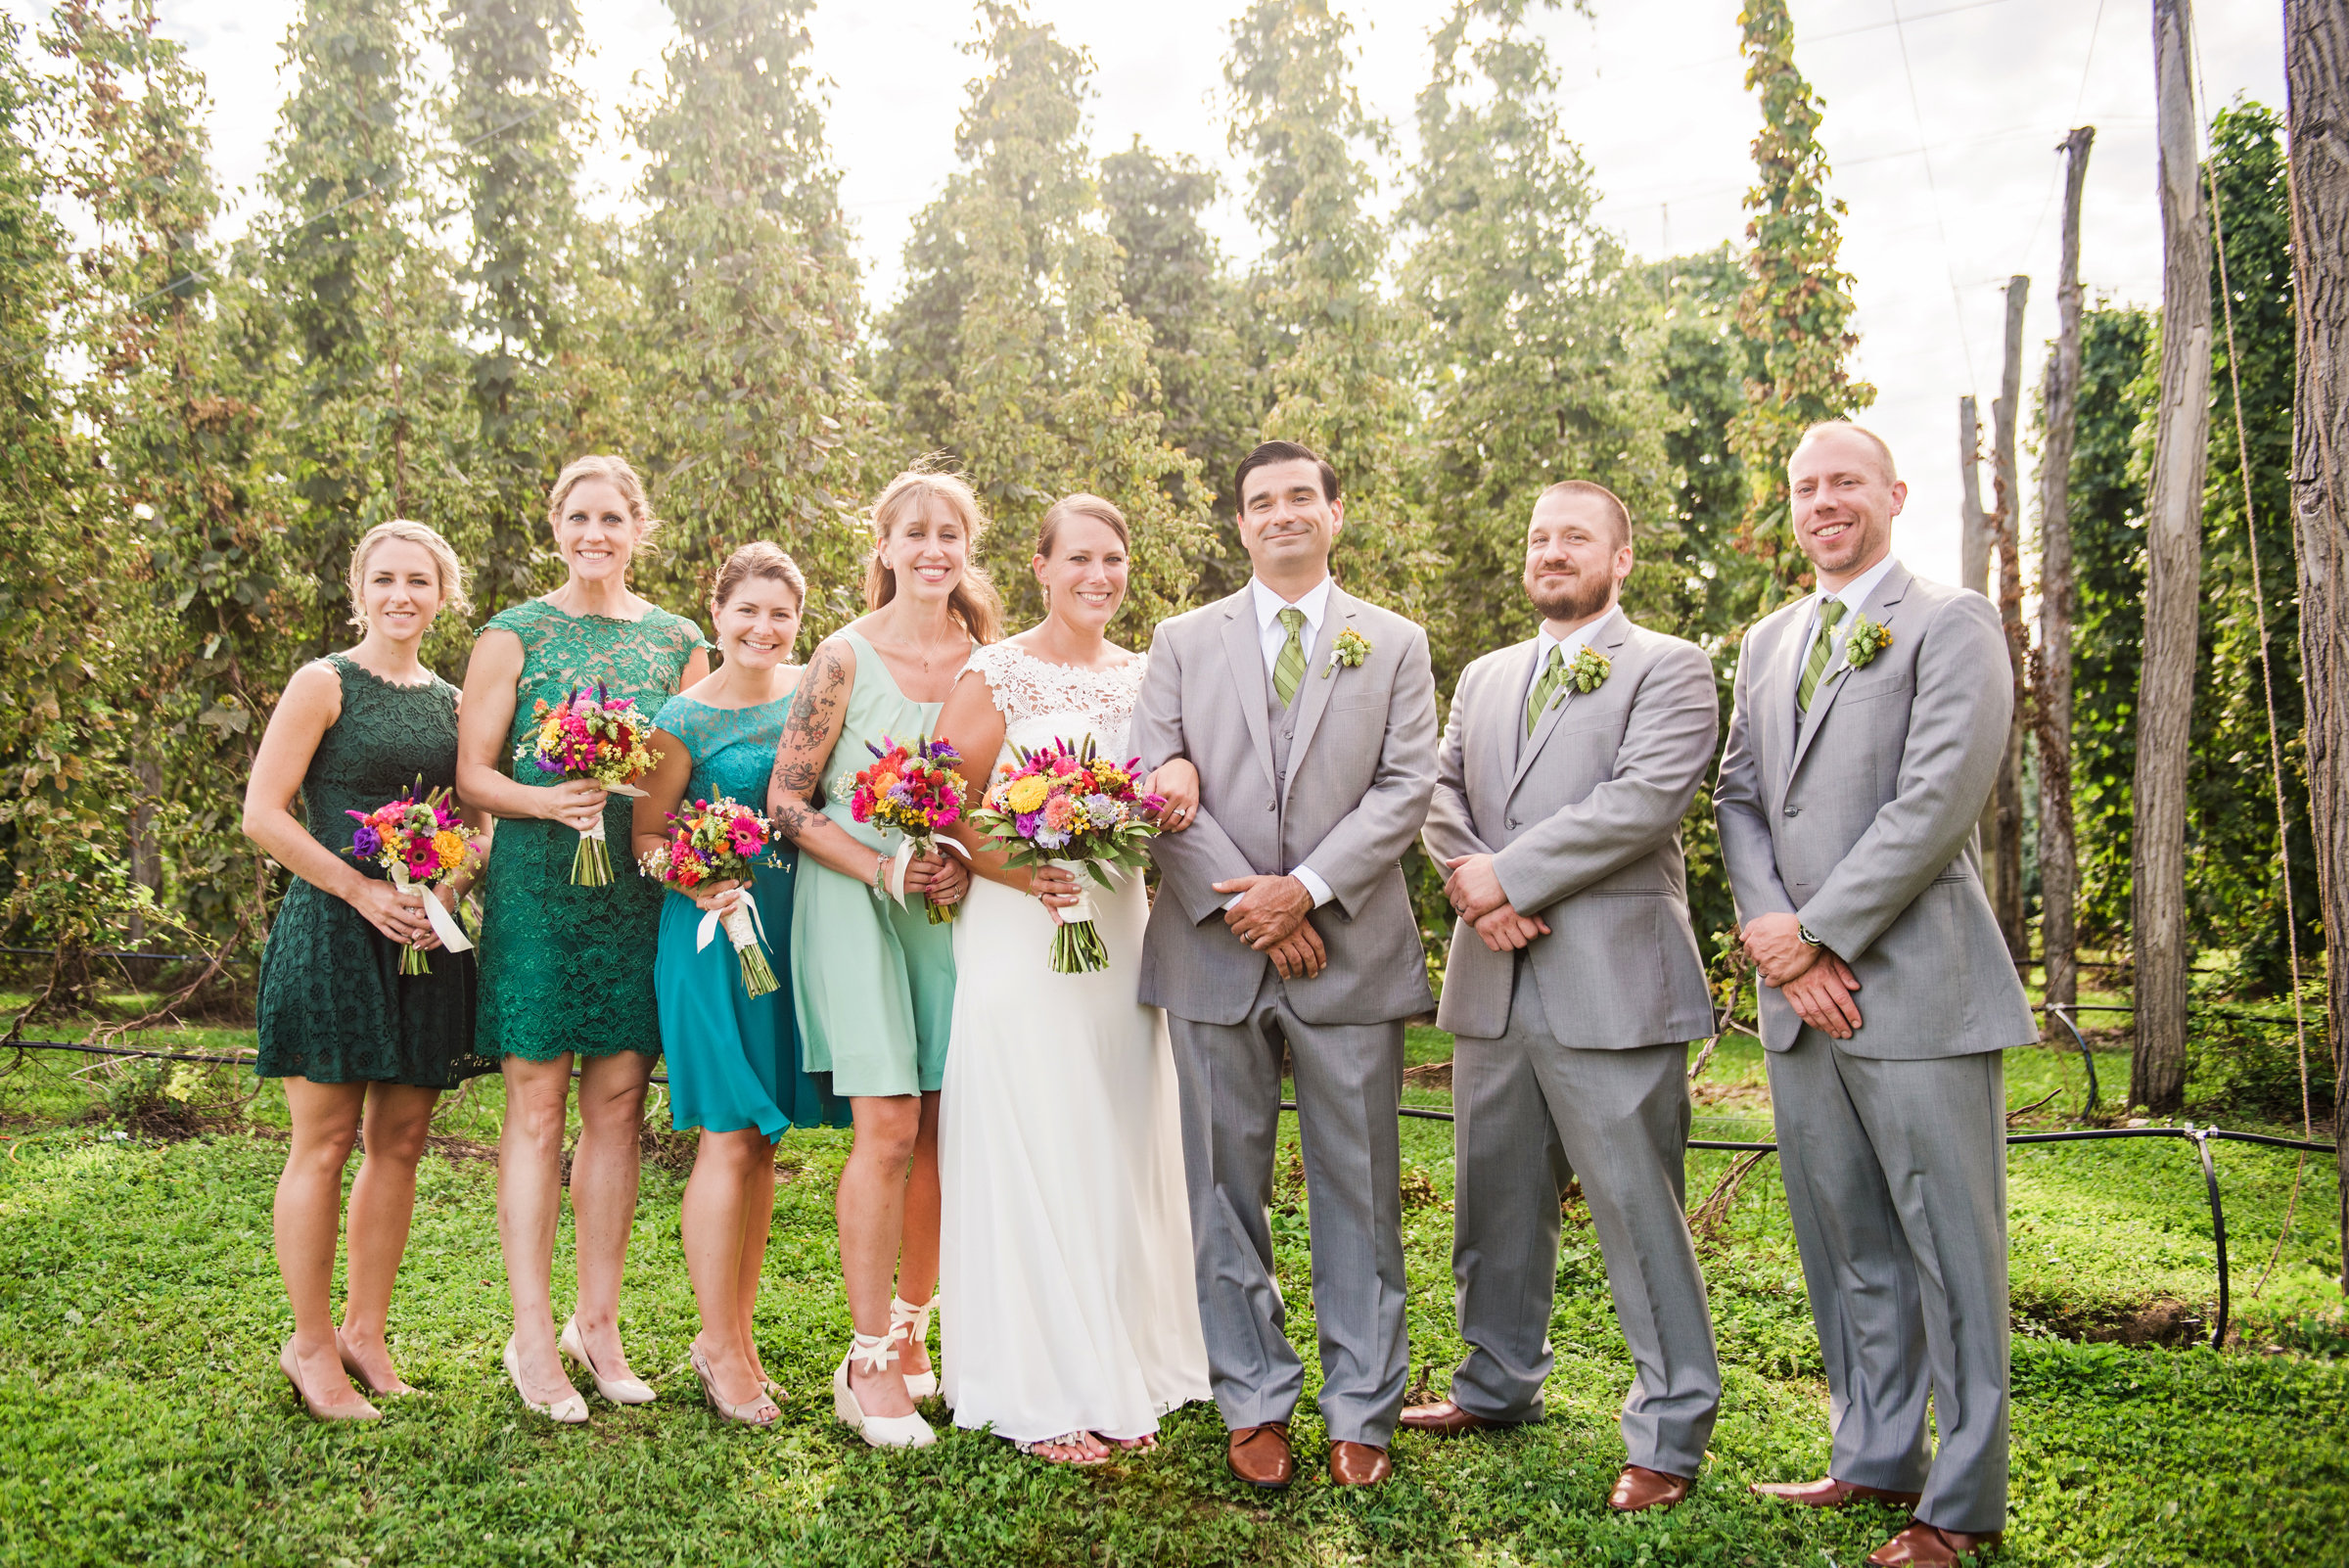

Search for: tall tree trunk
xmin=1960 ymin=396 xmax=1999 ymax=895
xmin=2133 ymin=0 xmax=2210 ymax=1115
xmin=2038 ymin=127 xmax=2096 ymax=1022
xmin=2282 ymin=0 xmax=2349 ymax=1284
xmin=1991 ymin=275 xmax=2030 ymax=963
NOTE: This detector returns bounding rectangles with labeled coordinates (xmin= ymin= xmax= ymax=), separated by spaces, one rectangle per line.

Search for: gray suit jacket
xmin=1714 ymin=561 xmax=2036 ymax=1057
xmin=1422 ymin=609 xmax=1719 ymax=1046
xmin=1132 ymin=583 xmax=1439 ymax=1027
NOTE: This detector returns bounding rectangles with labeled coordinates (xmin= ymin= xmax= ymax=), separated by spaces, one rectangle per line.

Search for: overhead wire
xmin=1885 ymin=0 xmax=1980 ymax=392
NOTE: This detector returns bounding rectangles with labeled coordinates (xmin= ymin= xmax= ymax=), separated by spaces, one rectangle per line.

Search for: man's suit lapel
xmin=1788 ymin=562 xmax=1912 ymax=783
xmin=1497 ymin=638 xmax=1541 ymax=784
xmin=1219 ymin=593 xmax=1278 ymax=793
xmin=1281 ymin=588 xmax=1352 ymax=805
xmin=1509 ymin=610 xmax=1626 ymax=798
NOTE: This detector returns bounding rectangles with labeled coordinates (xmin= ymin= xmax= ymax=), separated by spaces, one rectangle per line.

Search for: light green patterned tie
xmin=1797 ymin=599 xmax=1849 ymax=713
xmin=1525 ymin=645 xmax=1567 ymax=736
xmin=1273 ymin=606 xmax=1309 ymax=707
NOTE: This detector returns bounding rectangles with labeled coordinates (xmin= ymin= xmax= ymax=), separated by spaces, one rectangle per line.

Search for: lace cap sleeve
xmin=480 ymin=600 xmax=547 ymax=655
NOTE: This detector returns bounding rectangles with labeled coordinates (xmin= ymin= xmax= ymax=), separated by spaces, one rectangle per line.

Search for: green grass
xmin=0 ymin=1006 xmax=2343 ymax=1566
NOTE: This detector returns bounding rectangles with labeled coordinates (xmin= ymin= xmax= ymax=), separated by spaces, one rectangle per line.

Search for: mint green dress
xmin=476 ymin=599 xmax=705 ymax=1061
xmin=651 ymin=694 xmax=847 ymax=1135
xmin=790 ymin=628 xmax=968 ymax=1098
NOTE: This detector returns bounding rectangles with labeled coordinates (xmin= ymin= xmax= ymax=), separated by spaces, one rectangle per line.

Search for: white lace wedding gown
xmin=939 ymin=643 xmax=1210 ymax=1444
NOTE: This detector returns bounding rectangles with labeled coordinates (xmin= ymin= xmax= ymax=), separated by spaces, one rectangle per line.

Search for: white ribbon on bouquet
xmin=389 ymin=864 xmax=474 ymax=954
xmin=695 ymin=885 xmax=771 ymax=958
xmin=1044 ymin=857 xmax=1104 ymax=927
xmin=579 ymin=782 xmax=648 ymax=847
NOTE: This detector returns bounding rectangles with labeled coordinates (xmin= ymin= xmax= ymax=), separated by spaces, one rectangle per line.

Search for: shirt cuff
xmin=1221 ymin=867 xmax=1335 ymax=910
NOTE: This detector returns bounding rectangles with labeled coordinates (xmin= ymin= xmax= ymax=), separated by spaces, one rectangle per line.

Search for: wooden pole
xmin=1959 ymin=395 xmax=1990 ymax=594
xmin=2037 ymin=127 xmax=2096 ymax=1022
xmin=2133 ymin=0 xmax=2209 ymax=1115
xmin=1990 ymin=275 xmax=2030 ymax=963
xmin=2281 ymin=0 xmax=2348 ymax=1285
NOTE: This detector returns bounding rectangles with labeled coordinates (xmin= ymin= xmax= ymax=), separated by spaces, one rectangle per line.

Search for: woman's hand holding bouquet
xmin=849 ymin=735 xmax=970 ymax=924
xmin=967 ymin=737 xmax=1165 ymax=973
xmin=640 ymin=798 xmax=782 ymax=998
xmin=514 ymin=683 xmax=658 ymax=885
xmin=345 ymin=785 xmax=484 ymax=974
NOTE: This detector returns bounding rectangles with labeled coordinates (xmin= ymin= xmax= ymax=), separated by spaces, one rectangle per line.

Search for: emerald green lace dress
xmin=476 ymin=599 xmax=706 ymax=1061
xmin=254 ymin=655 xmax=492 ymax=1088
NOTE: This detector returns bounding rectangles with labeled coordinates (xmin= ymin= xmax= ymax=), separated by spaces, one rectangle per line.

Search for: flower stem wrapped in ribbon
xmin=849 ymin=735 xmax=969 ymax=924
xmin=966 ymin=736 xmax=1166 ymax=973
xmin=514 ymin=683 xmax=658 ymax=886
xmin=345 ymin=784 xmax=484 ymax=975
xmin=639 ymin=797 xmax=781 ymax=998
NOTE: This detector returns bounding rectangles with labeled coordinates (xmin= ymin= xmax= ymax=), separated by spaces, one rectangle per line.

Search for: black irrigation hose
xmin=2037 ymin=1004 xmax=2102 ymax=1116
xmin=0 ymin=947 xmax=210 ymax=964
xmin=7 ymin=1039 xmax=2332 ymax=1351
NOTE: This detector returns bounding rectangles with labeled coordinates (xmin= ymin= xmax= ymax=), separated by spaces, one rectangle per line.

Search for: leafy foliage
xmin=872 ymin=3 xmax=1208 ymax=638
xmin=1727 ymin=0 xmax=1873 ymax=604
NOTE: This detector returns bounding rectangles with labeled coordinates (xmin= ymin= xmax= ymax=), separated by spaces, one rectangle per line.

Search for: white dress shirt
xmin=1232 ymin=576 xmax=1335 ymax=910
xmin=1521 ymin=605 xmax=1617 ymax=713
xmin=1796 ymin=552 xmax=1900 ymax=686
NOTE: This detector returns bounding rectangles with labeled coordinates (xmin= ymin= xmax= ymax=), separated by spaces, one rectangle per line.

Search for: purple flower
xmin=351 ymin=825 xmax=383 ymax=858
xmin=1035 ymin=827 xmax=1071 ymax=851
xmin=1015 ymin=810 xmax=1041 ymax=838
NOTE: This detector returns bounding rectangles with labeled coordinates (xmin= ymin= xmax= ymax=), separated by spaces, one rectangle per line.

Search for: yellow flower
xmin=433 ymin=830 xmax=469 ymax=870
xmin=1005 ymin=774 xmax=1049 ymax=814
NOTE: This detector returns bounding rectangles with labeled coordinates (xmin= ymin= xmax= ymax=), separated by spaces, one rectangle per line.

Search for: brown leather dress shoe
xmin=1751 ymin=1476 xmax=1926 ymax=1509
xmin=1608 ymin=1465 xmax=1692 ymax=1513
xmin=1227 ymin=1422 xmax=1294 ymax=1490
xmin=1398 ymin=1399 xmax=1508 ymax=1435
xmin=1328 ymin=1441 xmax=1391 ymax=1486
xmin=1865 ymin=1522 xmax=2004 ymax=1565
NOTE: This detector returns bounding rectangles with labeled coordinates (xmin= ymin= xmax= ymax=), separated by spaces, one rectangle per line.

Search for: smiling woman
xmin=454 ymin=454 xmax=711 ymax=1426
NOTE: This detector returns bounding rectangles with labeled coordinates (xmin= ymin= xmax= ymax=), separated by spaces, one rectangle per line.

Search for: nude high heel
xmin=891 ymin=1294 xmax=938 ymax=1401
xmin=833 ymin=1330 xmax=936 ymax=1449
xmin=561 ymin=1315 xmax=656 ymax=1405
xmin=503 ymin=1336 xmax=588 ymax=1424
xmin=692 ymin=1343 xmax=779 ymax=1427
xmin=280 ymin=1341 xmax=380 ymax=1422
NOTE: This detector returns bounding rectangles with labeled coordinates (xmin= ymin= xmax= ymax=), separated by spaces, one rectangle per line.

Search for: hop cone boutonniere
xmin=1843 ymin=617 xmax=1894 ymax=670
xmin=1565 ymin=645 xmax=1611 ymax=693
xmin=1321 ymin=625 xmax=1372 ymax=678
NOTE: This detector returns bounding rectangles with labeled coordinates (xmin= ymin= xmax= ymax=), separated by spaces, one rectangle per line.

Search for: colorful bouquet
xmin=639 ymin=797 xmax=781 ymax=998
xmin=513 ymin=684 xmax=658 ymax=886
xmin=848 ymin=735 xmax=968 ymax=924
xmin=345 ymin=784 xmax=483 ymax=974
xmin=966 ymin=737 xmax=1166 ymax=973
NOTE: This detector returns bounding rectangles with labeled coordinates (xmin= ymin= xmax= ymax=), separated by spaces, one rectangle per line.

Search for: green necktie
xmin=1525 ymin=645 xmax=1567 ymax=736
xmin=1273 ymin=606 xmax=1309 ymax=707
xmin=1797 ymin=599 xmax=1849 ymax=713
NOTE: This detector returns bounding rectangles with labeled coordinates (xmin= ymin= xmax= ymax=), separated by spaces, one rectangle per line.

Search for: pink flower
xmin=1042 ymin=794 xmax=1077 ymax=831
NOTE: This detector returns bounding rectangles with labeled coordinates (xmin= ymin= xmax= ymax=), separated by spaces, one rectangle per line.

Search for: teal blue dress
xmin=652 ymin=694 xmax=848 ymax=1136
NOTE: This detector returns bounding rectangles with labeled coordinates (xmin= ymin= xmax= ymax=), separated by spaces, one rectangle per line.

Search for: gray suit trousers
xmin=1166 ymin=970 xmax=1409 ymax=1447
xmin=1766 ymin=1030 xmax=2010 ymax=1534
xmin=1450 ymin=960 xmax=1721 ymax=1475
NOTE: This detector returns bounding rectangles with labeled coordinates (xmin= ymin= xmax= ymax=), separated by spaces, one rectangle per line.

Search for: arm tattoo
xmin=770 ymin=641 xmax=852 ymax=842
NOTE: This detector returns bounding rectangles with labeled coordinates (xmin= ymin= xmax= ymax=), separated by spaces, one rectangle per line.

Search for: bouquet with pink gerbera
xmin=966 ymin=736 xmax=1165 ymax=973
xmin=514 ymin=683 xmax=658 ymax=885
xmin=849 ymin=734 xmax=969 ymax=924
xmin=345 ymin=783 xmax=483 ymax=974
xmin=639 ymin=797 xmax=781 ymax=998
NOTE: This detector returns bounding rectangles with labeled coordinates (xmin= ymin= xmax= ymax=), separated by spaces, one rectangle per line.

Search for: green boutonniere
xmin=1321 ymin=626 xmax=1372 ymax=678
xmin=1843 ymin=617 xmax=1893 ymax=670
xmin=1565 ymin=645 xmax=1611 ymax=694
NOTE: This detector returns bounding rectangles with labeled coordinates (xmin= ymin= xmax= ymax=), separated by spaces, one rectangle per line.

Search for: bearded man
xmin=1410 ymin=481 xmax=1723 ymax=1512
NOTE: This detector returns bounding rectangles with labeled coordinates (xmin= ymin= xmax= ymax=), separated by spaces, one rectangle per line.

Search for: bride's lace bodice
xmin=966 ymin=641 xmax=1149 ymax=759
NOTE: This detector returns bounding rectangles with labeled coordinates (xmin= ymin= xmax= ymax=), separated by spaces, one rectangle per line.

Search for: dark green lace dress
xmin=476 ymin=598 xmax=706 ymax=1061
xmin=254 ymin=655 xmax=490 ymax=1088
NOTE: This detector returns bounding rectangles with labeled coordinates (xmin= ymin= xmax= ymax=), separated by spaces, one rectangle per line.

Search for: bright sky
xmin=17 ymin=0 xmax=2294 ymax=588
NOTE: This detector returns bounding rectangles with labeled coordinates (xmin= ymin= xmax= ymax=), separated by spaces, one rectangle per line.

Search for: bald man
xmin=1714 ymin=422 xmax=2033 ymax=1568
